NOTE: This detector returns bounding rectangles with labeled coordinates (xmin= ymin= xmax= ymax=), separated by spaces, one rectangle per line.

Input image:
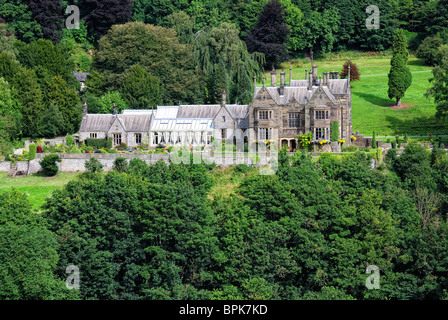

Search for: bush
xmin=116 ymin=142 xmax=127 ymax=151
xmin=40 ymin=154 xmax=61 ymax=176
xmin=113 ymin=157 xmax=128 ymax=173
xmin=330 ymin=122 xmax=339 ymax=142
xmin=340 ymin=60 xmax=360 ymax=81
xmin=85 ymin=157 xmax=103 ymax=173
xmin=66 ymin=135 xmax=75 ymax=147
xmin=85 ymin=138 xmax=111 ymax=149
xmin=416 ymin=36 xmax=444 ymax=66
xmin=36 ymin=146 xmax=43 ymax=153
xmin=28 ymin=144 xmax=37 ymax=160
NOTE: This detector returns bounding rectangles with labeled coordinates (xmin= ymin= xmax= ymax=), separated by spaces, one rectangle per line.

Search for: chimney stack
xmin=222 ymin=90 xmax=227 ymax=106
xmin=319 ymin=76 xmax=322 ymax=90
xmin=112 ymin=103 xmax=117 ymax=115
xmin=271 ymin=69 xmax=276 ymax=87
xmin=289 ymin=67 xmax=292 ymax=86
xmin=308 ymin=70 xmax=313 ymax=90
xmin=262 ymin=75 xmax=266 ymax=88
xmin=280 ymin=69 xmax=286 ymax=95
xmin=305 ymin=67 xmax=308 ymax=80
xmin=83 ymin=101 xmax=87 ymax=117
xmin=347 ymin=65 xmax=351 ymax=84
xmin=312 ymin=65 xmax=318 ymax=85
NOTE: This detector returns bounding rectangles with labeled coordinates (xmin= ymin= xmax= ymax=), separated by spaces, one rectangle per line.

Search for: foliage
xmin=0 ymin=189 xmax=78 ymax=299
xmin=192 ymin=22 xmax=265 ymax=104
xmin=93 ymin=21 xmax=204 ymax=105
xmin=417 ymin=37 xmax=445 ymax=67
xmin=37 ymin=104 xmax=65 ymax=138
xmin=296 ymin=132 xmax=313 ymax=151
xmin=84 ymin=157 xmax=103 ymax=173
xmin=79 ymin=0 xmax=133 ymax=41
xmin=85 ymin=138 xmax=112 ymax=149
xmin=40 ymin=154 xmax=61 ymax=176
xmin=45 ymin=75 xmax=81 ymax=134
xmin=388 ymin=29 xmax=412 ymax=107
xmin=112 ymin=157 xmax=128 ymax=173
xmin=427 ymin=56 xmax=448 ymax=119
xmin=28 ymin=143 xmax=36 ymax=160
xmin=330 ymin=121 xmax=339 ymax=142
xmin=340 ymin=60 xmax=360 ymax=81
xmin=120 ymin=64 xmax=161 ymax=109
xmin=28 ymin=0 xmax=64 ymax=44
xmin=245 ymin=0 xmax=290 ymax=69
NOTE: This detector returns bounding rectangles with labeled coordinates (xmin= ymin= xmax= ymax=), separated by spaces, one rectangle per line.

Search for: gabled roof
xmin=254 ymin=86 xmax=317 ymax=105
xmin=80 ymin=113 xmax=153 ymax=132
xmin=117 ymin=114 xmax=153 ymax=131
xmin=327 ymin=79 xmax=349 ymax=95
xmin=79 ymin=114 xmax=114 ymax=132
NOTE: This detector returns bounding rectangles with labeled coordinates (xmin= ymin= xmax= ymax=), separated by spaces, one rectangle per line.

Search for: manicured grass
xmin=0 ymin=172 xmax=81 ymax=210
xmin=266 ymin=52 xmax=448 ymax=137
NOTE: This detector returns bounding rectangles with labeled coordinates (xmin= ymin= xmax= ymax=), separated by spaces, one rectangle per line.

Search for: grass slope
xmin=0 ymin=172 xmax=81 ymax=210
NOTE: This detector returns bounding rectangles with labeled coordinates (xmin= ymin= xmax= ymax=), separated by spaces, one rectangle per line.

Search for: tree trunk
xmin=396 ymin=98 xmax=401 ymax=107
xmin=310 ymin=46 xmax=314 ymax=67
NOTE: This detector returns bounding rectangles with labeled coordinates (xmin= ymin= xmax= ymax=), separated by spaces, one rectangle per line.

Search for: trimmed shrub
xmin=330 ymin=122 xmax=339 ymax=142
xmin=85 ymin=157 xmax=103 ymax=173
xmin=36 ymin=146 xmax=43 ymax=153
xmin=28 ymin=144 xmax=37 ymax=160
xmin=113 ymin=157 xmax=128 ymax=173
xmin=40 ymin=154 xmax=61 ymax=176
xmin=85 ymin=138 xmax=111 ymax=149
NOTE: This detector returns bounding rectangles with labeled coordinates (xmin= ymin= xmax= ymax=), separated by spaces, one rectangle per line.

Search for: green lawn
xmin=269 ymin=52 xmax=448 ymax=137
xmin=0 ymin=172 xmax=81 ymax=211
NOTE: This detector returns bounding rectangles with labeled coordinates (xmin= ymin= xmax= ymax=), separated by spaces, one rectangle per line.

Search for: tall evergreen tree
xmin=245 ymin=0 xmax=290 ymax=69
xmin=206 ymin=59 xmax=229 ymax=104
xmin=388 ymin=29 xmax=412 ymax=107
xmin=45 ymin=75 xmax=81 ymax=134
xmin=120 ymin=64 xmax=161 ymax=109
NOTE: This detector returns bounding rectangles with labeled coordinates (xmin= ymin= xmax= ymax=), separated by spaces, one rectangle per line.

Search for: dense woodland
xmin=1 ymin=145 xmax=448 ymax=300
xmin=1 ymin=0 xmax=448 ymax=300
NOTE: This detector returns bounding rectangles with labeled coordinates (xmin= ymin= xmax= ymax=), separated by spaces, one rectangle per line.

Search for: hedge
xmin=85 ymin=138 xmax=112 ymax=149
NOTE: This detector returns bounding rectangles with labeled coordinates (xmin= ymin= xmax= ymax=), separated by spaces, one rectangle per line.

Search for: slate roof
xmin=74 ymin=72 xmax=89 ymax=82
xmin=117 ymin=114 xmax=153 ymax=131
xmin=79 ymin=114 xmax=114 ymax=132
xmin=80 ymin=113 xmax=153 ymax=132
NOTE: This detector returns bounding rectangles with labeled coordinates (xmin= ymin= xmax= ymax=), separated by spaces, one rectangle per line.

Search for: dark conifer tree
xmin=27 ymin=0 xmax=64 ymax=44
xmin=79 ymin=0 xmax=133 ymax=40
xmin=245 ymin=0 xmax=290 ymax=69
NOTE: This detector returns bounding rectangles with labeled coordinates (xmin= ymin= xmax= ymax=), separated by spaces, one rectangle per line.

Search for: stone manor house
xmin=78 ymin=66 xmax=352 ymax=151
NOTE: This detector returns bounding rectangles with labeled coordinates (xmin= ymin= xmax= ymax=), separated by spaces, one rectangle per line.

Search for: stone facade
xmin=78 ymin=66 xmax=352 ymax=151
